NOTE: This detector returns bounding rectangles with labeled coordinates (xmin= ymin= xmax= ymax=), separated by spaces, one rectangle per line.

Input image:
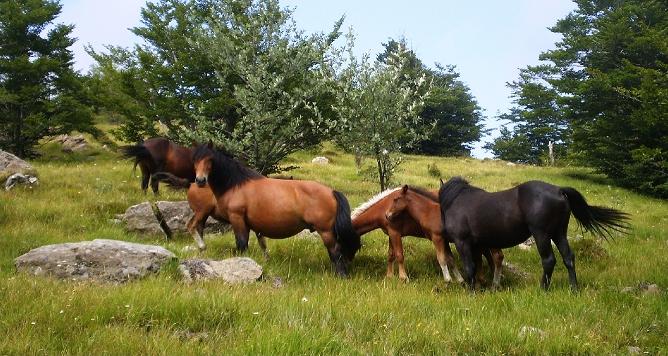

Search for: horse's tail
xmin=151 ymin=172 xmax=191 ymax=190
xmin=332 ymin=190 xmax=362 ymax=262
xmin=120 ymin=144 xmax=154 ymax=174
xmin=561 ymin=187 xmax=630 ymax=240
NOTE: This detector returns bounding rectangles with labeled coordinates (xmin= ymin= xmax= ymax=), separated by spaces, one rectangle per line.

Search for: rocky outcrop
xmin=55 ymin=134 xmax=87 ymax=152
xmin=179 ymin=257 xmax=263 ymax=283
xmin=14 ymin=239 xmax=176 ymax=283
xmin=0 ymin=149 xmax=36 ymax=184
xmin=116 ymin=202 xmax=166 ymax=237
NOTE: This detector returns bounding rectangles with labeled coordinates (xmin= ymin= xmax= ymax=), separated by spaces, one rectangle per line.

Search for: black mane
xmin=438 ymin=177 xmax=479 ymax=212
xmin=407 ymin=186 xmax=438 ymax=202
xmin=193 ymin=144 xmax=263 ymax=194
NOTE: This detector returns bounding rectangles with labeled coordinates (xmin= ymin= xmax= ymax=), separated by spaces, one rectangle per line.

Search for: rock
xmin=641 ymin=283 xmax=660 ymax=295
xmin=0 ymin=149 xmax=36 ymax=184
xmin=506 ymin=162 xmax=516 ymax=167
xmin=503 ymin=261 xmax=530 ymax=279
xmin=155 ymin=201 xmax=229 ymax=235
xmin=179 ymin=257 xmax=263 ymax=283
xmin=621 ymin=286 xmax=635 ymax=294
xmin=14 ymin=239 xmax=176 ymax=282
xmin=311 ymin=156 xmax=329 ymax=165
xmin=271 ymin=276 xmax=284 ymax=289
xmin=627 ymin=346 xmax=642 ymax=354
xmin=117 ymin=202 xmax=166 ymax=237
xmin=55 ymin=134 xmax=87 ymax=152
xmin=4 ymin=173 xmax=38 ymax=191
xmin=518 ymin=326 xmax=545 ymax=340
xmin=518 ymin=237 xmax=534 ymax=250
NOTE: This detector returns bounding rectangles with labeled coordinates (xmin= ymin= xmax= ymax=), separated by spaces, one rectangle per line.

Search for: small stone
xmin=506 ymin=162 xmax=516 ymax=167
xmin=179 ymin=257 xmax=262 ymax=284
xmin=518 ymin=326 xmax=545 ymax=340
xmin=642 ymin=284 xmax=660 ymax=295
xmin=627 ymin=346 xmax=641 ymax=354
xmin=271 ymin=276 xmax=284 ymax=289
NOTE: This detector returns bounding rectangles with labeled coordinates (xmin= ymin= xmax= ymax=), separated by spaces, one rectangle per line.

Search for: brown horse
xmin=152 ymin=172 xmax=268 ymax=258
xmin=121 ymin=137 xmax=194 ymax=194
xmin=355 ymin=185 xmax=504 ymax=286
xmin=191 ymin=144 xmax=361 ymax=276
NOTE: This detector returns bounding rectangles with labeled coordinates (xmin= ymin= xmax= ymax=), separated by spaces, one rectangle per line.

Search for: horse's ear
xmin=402 ymin=185 xmax=409 ymax=194
xmin=440 ymin=178 xmax=444 ymax=186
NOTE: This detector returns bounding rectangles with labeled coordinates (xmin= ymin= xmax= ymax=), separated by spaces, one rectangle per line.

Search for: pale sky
xmin=59 ymin=0 xmax=577 ymax=157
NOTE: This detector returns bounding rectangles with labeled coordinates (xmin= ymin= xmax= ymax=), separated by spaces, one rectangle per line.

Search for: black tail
xmin=332 ymin=190 xmax=362 ymax=262
xmin=561 ymin=187 xmax=630 ymax=240
xmin=151 ymin=172 xmax=191 ymax=190
xmin=120 ymin=144 xmax=155 ymax=173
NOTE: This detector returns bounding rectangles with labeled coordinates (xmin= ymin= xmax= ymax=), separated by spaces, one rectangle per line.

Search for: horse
xmin=121 ymin=137 xmax=194 ymax=194
xmin=191 ymin=143 xmax=361 ymax=277
xmin=371 ymin=185 xmax=504 ymax=287
xmin=151 ymin=172 xmax=268 ymax=259
xmin=438 ymin=177 xmax=630 ymax=290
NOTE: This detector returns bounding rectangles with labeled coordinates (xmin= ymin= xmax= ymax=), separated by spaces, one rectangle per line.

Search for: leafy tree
xmin=0 ymin=0 xmax=93 ymax=157
xmin=378 ymin=39 xmax=484 ymax=156
xmin=335 ymin=38 xmax=431 ymax=191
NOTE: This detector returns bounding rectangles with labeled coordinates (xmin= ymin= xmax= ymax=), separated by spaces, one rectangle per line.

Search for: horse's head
xmin=193 ymin=142 xmax=215 ymax=187
xmin=385 ymin=185 xmax=411 ymax=221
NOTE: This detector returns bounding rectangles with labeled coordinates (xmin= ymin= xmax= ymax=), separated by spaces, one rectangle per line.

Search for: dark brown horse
xmin=191 ymin=144 xmax=361 ymax=277
xmin=438 ymin=177 xmax=630 ymax=290
xmin=370 ymin=185 xmax=504 ymax=286
xmin=152 ymin=172 xmax=268 ymax=258
xmin=121 ymin=138 xmax=194 ymax=194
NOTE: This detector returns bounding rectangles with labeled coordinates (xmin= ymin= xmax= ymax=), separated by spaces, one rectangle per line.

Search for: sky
xmin=59 ymin=0 xmax=577 ymax=158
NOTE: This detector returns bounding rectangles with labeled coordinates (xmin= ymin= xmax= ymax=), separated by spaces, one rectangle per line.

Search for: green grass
xmin=1 ymin=140 xmax=666 ymax=355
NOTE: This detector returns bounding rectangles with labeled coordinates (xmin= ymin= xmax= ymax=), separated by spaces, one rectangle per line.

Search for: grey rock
xmin=55 ymin=134 xmax=87 ymax=152
xmin=4 ymin=173 xmax=39 ymax=191
xmin=518 ymin=326 xmax=545 ymax=340
xmin=118 ymin=202 xmax=165 ymax=237
xmin=179 ymin=257 xmax=262 ymax=284
xmin=502 ymin=261 xmax=530 ymax=279
xmin=627 ymin=346 xmax=642 ymax=354
xmin=0 ymin=150 xmax=36 ymax=184
xmin=271 ymin=276 xmax=284 ymax=289
xmin=14 ymin=239 xmax=176 ymax=282
xmin=155 ymin=201 xmax=229 ymax=235
xmin=642 ymin=283 xmax=660 ymax=295
xmin=311 ymin=156 xmax=329 ymax=164
xmin=506 ymin=162 xmax=516 ymax=167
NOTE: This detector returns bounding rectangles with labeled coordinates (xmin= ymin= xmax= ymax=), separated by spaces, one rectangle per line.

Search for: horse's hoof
xmin=399 ymin=276 xmax=410 ymax=283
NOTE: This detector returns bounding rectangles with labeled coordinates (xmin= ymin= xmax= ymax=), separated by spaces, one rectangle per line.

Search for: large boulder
xmin=155 ymin=201 xmax=229 ymax=235
xmin=14 ymin=239 xmax=176 ymax=283
xmin=179 ymin=257 xmax=263 ymax=283
xmin=55 ymin=134 xmax=87 ymax=152
xmin=0 ymin=149 xmax=36 ymax=184
xmin=116 ymin=202 xmax=166 ymax=237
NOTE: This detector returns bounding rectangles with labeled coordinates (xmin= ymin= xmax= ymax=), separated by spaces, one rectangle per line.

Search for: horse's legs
xmin=186 ymin=214 xmax=207 ymax=251
xmin=431 ymin=234 xmax=453 ymax=283
xmin=150 ymin=175 xmax=160 ymax=195
xmin=386 ymin=236 xmax=395 ymax=278
xmin=443 ymin=242 xmax=464 ymax=283
xmin=389 ymin=231 xmax=408 ymax=281
xmin=533 ymin=231 xmax=557 ymax=290
xmin=490 ymin=249 xmax=504 ymax=289
xmin=473 ymin=250 xmax=485 ymax=288
xmin=320 ymin=230 xmax=348 ymax=277
xmin=553 ymin=232 xmax=577 ymax=291
xmin=454 ymin=239 xmax=476 ymax=290
xmin=139 ymin=164 xmax=150 ymax=194
xmin=256 ymin=232 xmax=269 ymax=260
xmin=229 ymin=214 xmax=250 ymax=253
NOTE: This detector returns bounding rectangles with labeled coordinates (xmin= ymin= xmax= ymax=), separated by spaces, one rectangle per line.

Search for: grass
xmin=1 ymin=140 xmax=666 ymax=355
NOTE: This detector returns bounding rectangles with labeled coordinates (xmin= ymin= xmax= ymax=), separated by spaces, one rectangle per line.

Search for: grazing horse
xmin=151 ymin=172 xmax=268 ymax=258
xmin=121 ymin=138 xmax=194 ymax=194
xmin=438 ymin=177 xmax=630 ymax=290
xmin=373 ymin=185 xmax=504 ymax=286
xmin=191 ymin=144 xmax=361 ymax=277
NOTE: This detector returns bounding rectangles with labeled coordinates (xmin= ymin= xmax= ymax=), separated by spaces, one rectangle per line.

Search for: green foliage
xmin=495 ymin=0 xmax=668 ymax=197
xmin=0 ymin=0 xmax=94 ymax=157
xmin=335 ymin=37 xmax=431 ymax=191
xmin=426 ymin=162 xmax=441 ymax=178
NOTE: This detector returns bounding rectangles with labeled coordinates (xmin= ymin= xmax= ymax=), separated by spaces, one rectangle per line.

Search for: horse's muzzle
xmin=195 ymin=177 xmax=207 ymax=187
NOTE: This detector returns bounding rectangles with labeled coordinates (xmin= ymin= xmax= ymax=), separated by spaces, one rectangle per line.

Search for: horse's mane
xmin=193 ymin=144 xmax=263 ymax=194
xmin=351 ymin=187 xmax=401 ymax=219
xmin=438 ymin=177 xmax=479 ymax=212
xmin=407 ymin=185 xmax=438 ymax=202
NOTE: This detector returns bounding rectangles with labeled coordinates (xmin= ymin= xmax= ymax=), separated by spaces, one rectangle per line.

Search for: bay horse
xmin=438 ymin=177 xmax=630 ymax=290
xmin=368 ymin=185 xmax=504 ymax=286
xmin=121 ymin=137 xmax=194 ymax=194
xmin=191 ymin=143 xmax=361 ymax=277
xmin=151 ymin=172 xmax=268 ymax=258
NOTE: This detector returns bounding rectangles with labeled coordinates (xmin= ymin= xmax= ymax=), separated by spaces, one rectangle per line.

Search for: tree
xmin=0 ymin=0 xmax=93 ymax=157
xmin=377 ymin=39 xmax=484 ymax=156
xmin=335 ymin=38 xmax=431 ymax=191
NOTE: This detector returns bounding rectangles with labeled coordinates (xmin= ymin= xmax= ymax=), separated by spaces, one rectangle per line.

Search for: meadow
xmin=0 ymin=136 xmax=666 ymax=355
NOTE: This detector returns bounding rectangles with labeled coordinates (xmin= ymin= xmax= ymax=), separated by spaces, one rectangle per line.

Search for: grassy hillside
xmin=1 ymin=138 xmax=666 ymax=354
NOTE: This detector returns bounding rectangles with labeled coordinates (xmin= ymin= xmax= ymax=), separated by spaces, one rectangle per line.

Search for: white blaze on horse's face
xmin=194 ymin=157 xmax=212 ymax=187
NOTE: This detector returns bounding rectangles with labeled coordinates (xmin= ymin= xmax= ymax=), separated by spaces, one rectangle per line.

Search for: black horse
xmin=438 ymin=177 xmax=629 ymax=290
